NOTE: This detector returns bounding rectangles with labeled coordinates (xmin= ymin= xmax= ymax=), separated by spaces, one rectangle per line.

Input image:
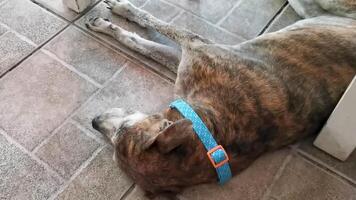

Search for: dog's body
xmin=89 ymin=0 xmax=356 ymax=198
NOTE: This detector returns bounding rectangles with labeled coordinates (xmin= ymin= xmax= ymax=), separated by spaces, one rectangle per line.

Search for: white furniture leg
xmin=314 ymin=76 xmax=356 ymax=161
xmin=62 ymin=0 xmax=93 ymax=13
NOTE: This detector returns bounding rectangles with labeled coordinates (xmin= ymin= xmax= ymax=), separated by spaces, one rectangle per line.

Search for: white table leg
xmin=314 ymin=76 xmax=356 ymax=161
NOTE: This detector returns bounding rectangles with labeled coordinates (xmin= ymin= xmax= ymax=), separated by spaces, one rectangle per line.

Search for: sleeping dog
xmin=89 ymin=0 xmax=356 ymax=198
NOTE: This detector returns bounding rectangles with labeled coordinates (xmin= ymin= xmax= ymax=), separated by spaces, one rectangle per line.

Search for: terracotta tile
xmin=56 ymin=147 xmax=133 ymax=200
xmin=142 ymin=0 xmax=181 ymax=22
xmin=180 ymin=149 xmax=290 ymax=200
xmin=45 ymin=26 xmax=126 ymax=84
xmin=0 ymin=51 xmax=97 ymax=151
xmin=35 ymin=122 xmax=100 ymax=179
xmin=299 ymin=137 xmax=356 ymax=183
xmin=0 ymin=0 xmax=67 ymax=44
xmin=269 ymin=154 xmax=356 ymax=200
xmin=221 ymin=0 xmax=286 ymax=39
xmin=0 ymin=32 xmax=36 ymax=76
xmin=265 ymin=5 xmax=301 ymax=33
xmin=73 ymin=61 xmax=174 ymax=138
xmin=33 ymin=0 xmax=99 ymax=21
xmin=0 ymin=131 xmax=62 ymax=200
xmin=172 ymin=12 xmax=245 ymax=44
xmin=165 ymin=0 xmax=238 ymax=23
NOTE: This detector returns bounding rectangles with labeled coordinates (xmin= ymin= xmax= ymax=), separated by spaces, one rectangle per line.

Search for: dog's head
xmin=92 ymin=108 xmax=216 ymax=197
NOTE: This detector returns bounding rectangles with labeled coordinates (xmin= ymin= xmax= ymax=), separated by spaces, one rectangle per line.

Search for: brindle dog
xmin=88 ymin=0 xmax=356 ymax=198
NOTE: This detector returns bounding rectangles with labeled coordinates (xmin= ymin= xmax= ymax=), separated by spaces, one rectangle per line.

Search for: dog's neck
xmin=164 ymin=100 xmax=265 ymax=175
xmin=164 ymin=101 xmax=221 ymax=138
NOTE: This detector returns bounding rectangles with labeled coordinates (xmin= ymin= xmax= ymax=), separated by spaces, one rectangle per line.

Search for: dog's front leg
xmin=86 ymin=17 xmax=180 ymax=72
xmin=104 ymin=0 xmax=211 ymax=45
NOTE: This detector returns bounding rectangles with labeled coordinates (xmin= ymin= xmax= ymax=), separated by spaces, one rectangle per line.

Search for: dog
xmin=88 ymin=0 xmax=356 ymax=198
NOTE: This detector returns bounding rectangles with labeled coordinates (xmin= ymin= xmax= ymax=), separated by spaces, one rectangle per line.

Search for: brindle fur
xmin=89 ymin=0 xmax=356 ymax=198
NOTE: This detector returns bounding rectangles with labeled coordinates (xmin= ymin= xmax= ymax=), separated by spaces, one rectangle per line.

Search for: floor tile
xmin=269 ymin=154 xmax=356 ymax=200
xmin=35 ymin=122 xmax=100 ymax=179
xmin=73 ymin=61 xmax=174 ymax=138
xmin=142 ymin=0 xmax=181 ymax=22
xmin=0 ymin=131 xmax=62 ymax=200
xmin=45 ymin=26 xmax=127 ymax=84
xmin=165 ymin=0 xmax=238 ymax=23
xmin=0 ymin=0 xmax=67 ymax=44
xmin=56 ymin=147 xmax=133 ymax=200
xmin=0 ymin=51 xmax=97 ymax=151
xmin=299 ymin=137 xmax=356 ymax=183
xmin=75 ymin=2 xmax=177 ymax=79
xmin=221 ymin=0 xmax=286 ymax=39
xmin=180 ymin=149 xmax=290 ymax=200
xmin=172 ymin=12 xmax=245 ymax=44
xmin=124 ymin=185 xmax=147 ymax=200
xmin=0 ymin=32 xmax=36 ymax=76
xmin=265 ymin=5 xmax=301 ymax=33
xmin=32 ymin=0 xmax=99 ymax=21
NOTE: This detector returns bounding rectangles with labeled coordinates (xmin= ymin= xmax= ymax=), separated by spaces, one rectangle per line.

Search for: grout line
xmin=0 ymin=0 xmax=102 ymax=80
xmin=169 ymin=10 xmax=247 ymax=42
xmin=70 ymin=119 xmax=106 ymax=145
xmin=297 ymin=149 xmax=356 ymax=187
xmin=0 ymin=22 xmax=38 ymax=47
xmin=259 ymin=1 xmax=289 ymax=35
xmin=0 ymin=30 xmax=9 ymax=38
xmin=31 ymin=115 xmax=78 ymax=154
xmin=120 ymin=184 xmax=136 ymax=200
xmin=139 ymin=0 xmax=150 ymax=8
xmin=47 ymin=145 xmax=106 ymax=200
xmin=168 ymin=9 xmax=184 ymax=24
xmin=261 ymin=151 xmax=294 ymax=200
xmin=0 ymin=23 xmax=70 ymax=79
xmin=0 ymin=128 xmax=64 ymax=183
xmin=160 ymin=0 xmax=247 ymax=41
xmin=41 ymin=49 xmax=103 ymax=88
xmin=216 ymin=0 xmax=242 ymax=26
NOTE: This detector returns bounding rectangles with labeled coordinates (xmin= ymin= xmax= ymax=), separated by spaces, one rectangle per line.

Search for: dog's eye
xmin=160 ymin=120 xmax=173 ymax=131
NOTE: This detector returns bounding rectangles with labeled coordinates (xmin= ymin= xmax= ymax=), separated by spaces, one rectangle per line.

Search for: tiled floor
xmin=0 ymin=0 xmax=355 ymax=199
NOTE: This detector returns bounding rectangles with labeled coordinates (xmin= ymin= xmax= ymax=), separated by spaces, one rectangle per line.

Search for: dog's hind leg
xmin=86 ymin=17 xmax=180 ymax=72
xmin=104 ymin=0 xmax=212 ymax=45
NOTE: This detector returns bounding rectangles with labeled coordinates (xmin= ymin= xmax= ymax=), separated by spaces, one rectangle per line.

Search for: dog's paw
xmin=85 ymin=17 xmax=118 ymax=33
xmin=104 ymin=0 xmax=131 ymax=9
xmin=104 ymin=0 xmax=136 ymax=19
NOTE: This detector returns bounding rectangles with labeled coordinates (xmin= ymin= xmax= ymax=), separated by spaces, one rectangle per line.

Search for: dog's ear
xmin=145 ymin=119 xmax=193 ymax=153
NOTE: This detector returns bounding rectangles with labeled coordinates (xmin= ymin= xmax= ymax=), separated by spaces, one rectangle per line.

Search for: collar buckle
xmin=207 ymin=145 xmax=229 ymax=168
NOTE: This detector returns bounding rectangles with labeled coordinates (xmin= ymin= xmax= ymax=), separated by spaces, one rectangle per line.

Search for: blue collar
xmin=170 ymin=99 xmax=232 ymax=184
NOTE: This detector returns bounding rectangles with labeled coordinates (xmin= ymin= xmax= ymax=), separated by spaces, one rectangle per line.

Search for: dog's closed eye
xmin=160 ymin=120 xmax=173 ymax=131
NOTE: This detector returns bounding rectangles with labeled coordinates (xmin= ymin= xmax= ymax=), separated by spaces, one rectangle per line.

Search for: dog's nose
xmin=92 ymin=116 xmax=100 ymax=131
